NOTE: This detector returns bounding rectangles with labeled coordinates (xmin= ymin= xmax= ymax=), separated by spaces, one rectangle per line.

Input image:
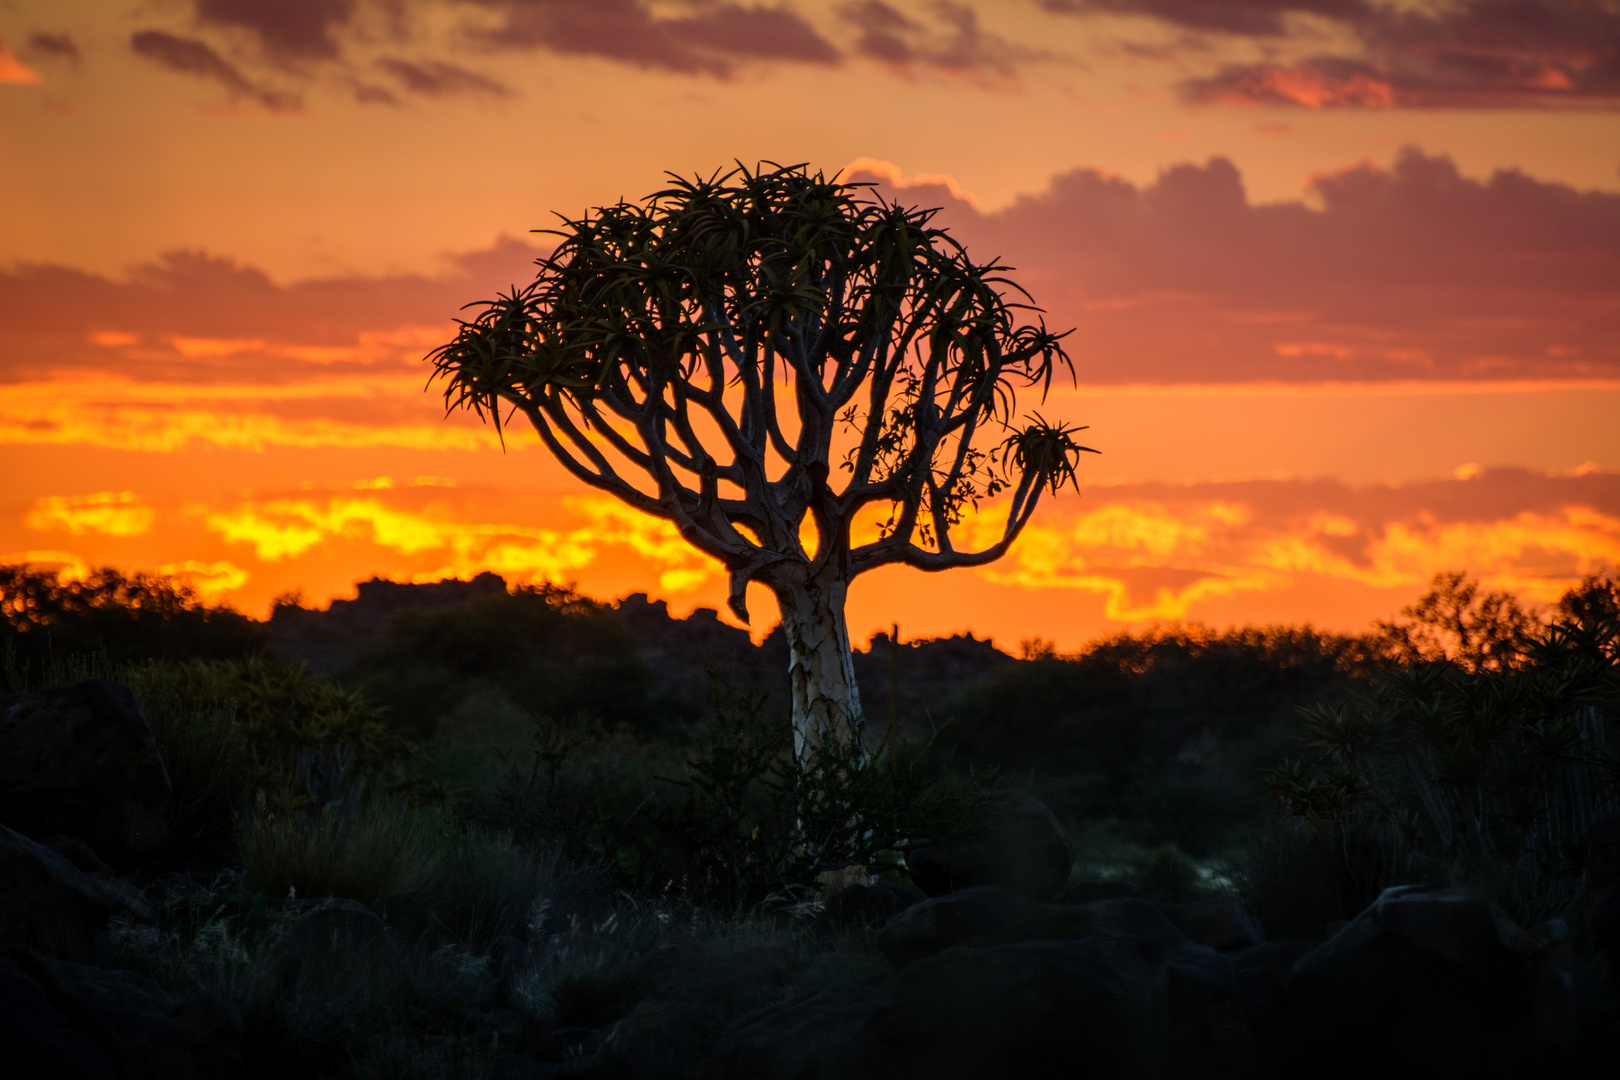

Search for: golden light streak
xmin=157 ymin=560 xmax=250 ymax=600
xmin=0 ymin=377 xmax=505 ymax=452
xmin=25 ymin=492 xmax=155 ymax=537
xmin=977 ymin=498 xmax=1620 ymax=620
xmin=197 ymin=493 xmax=721 ymax=593
xmin=0 ymin=43 xmax=41 ymax=84
xmin=0 ymin=550 xmax=91 ymax=580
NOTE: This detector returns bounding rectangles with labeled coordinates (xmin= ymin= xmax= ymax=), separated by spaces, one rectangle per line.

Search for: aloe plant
xmin=429 ymin=163 xmax=1092 ymax=761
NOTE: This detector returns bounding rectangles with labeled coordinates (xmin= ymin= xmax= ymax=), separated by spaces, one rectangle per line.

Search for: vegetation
xmin=6 ymin=557 xmax=1620 ymax=1073
xmin=0 ymin=562 xmax=266 ymax=667
xmin=427 ymin=163 xmax=1094 ymax=756
xmin=1255 ymin=572 xmax=1620 ymax=927
xmin=344 ymin=583 xmax=659 ymax=741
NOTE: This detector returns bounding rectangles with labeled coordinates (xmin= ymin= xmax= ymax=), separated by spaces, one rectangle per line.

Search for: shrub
xmin=648 ymin=679 xmax=987 ymax=907
xmin=241 ymin=801 xmax=558 ymax=944
xmin=346 ymin=584 xmax=655 ymax=739
xmin=113 ymin=897 xmax=500 ymax=1080
xmin=122 ymin=661 xmax=254 ymax=863
xmin=1269 ymin=599 xmax=1620 ymax=925
xmin=1236 ymin=815 xmax=1433 ymax=939
xmin=0 ymin=562 xmax=265 ymax=666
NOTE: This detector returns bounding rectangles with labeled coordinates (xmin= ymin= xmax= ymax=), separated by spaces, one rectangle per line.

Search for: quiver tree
xmin=428 ymin=163 xmax=1094 ymax=763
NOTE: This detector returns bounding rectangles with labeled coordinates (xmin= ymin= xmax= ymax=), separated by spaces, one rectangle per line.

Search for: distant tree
xmin=0 ymin=563 xmax=265 ymax=672
xmin=1373 ymin=571 xmax=1540 ymax=672
xmin=429 ymin=164 xmax=1093 ymax=761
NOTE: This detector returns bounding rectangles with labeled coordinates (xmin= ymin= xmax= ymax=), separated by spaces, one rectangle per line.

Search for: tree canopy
xmin=428 ymin=162 xmax=1093 ymax=622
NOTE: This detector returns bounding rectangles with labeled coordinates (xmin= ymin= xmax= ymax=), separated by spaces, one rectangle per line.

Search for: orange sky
xmin=3 ymin=0 xmax=1618 ymax=651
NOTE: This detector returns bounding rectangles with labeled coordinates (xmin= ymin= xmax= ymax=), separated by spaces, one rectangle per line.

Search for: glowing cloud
xmin=157 ymin=559 xmax=250 ymax=600
xmin=198 ymin=492 xmax=722 ymax=594
xmin=0 ymin=43 xmax=43 ymax=84
xmin=0 ymin=377 xmax=506 ymax=453
xmin=978 ymin=493 xmax=1620 ymax=620
xmin=25 ymin=492 xmax=155 ymax=537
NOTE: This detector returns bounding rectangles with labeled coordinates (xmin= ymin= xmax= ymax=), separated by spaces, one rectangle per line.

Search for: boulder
xmin=0 ymin=950 xmax=117 ymax=1080
xmin=1568 ymin=813 xmax=1620 ymax=1059
xmin=0 ymin=822 xmax=116 ymax=961
xmin=1284 ymin=885 xmax=1572 ymax=1077
xmin=1225 ymin=939 xmax=1317 ymax=1063
xmin=822 ymin=882 xmax=921 ymax=926
xmin=1158 ymin=898 xmax=1266 ymax=952
xmin=876 ymin=886 xmax=1187 ymax=968
xmin=16 ymin=949 xmax=199 ymax=1080
xmin=0 ymin=680 xmax=171 ymax=868
xmin=166 ymin=995 xmax=244 ymax=1076
xmin=43 ymin=834 xmax=117 ymax=875
xmin=701 ymin=934 xmax=1250 ymax=1080
xmin=906 ymin=791 xmax=1073 ymax=900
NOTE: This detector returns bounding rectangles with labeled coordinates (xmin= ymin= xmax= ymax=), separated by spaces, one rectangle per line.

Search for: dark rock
xmin=906 ymin=791 xmax=1073 ymax=900
xmin=0 ymin=950 xmax=117 ymax=1079
xmin=0 ymin=680 xmax=171 ymax=868
xmin=85 ymin=872 xmax=158 ymax=924
xmin=608 ymin=997 xmax=720 ymax=1077
xmin=16 ymin=949 xmax=198 ymax=1079
xmin=1284 ymin=885 xmax=1571 ymax=1077
xmin=518 ymin=1023 xmax=604 ymax=1063
xmin=42 ymin=835 xmax=116 ymax=875
xmin=487 ymin=1059 xmax=568 ymax=1080
xmin=701 ymin=934 xmax=1250 ymax=1080
xmin=876 ymin=886 xmax=1187 ymax=968
xmin=1226 ymin=940 xmax=1317 ymax=1059
xmin=1570 ymin=814 xmax=1620 ymax=1016
xmin=167 ymin=994 xmax=243 ymax=1076
xmin=1158 ymin=898 xmax=1266 ymax=952
xmin=823 ymin=882 xmax=921 ymax=926
xmin=1058 ymin=879 xmax=1142 ymax=903
xmin=0 ymin=823 xmax=116 ymax=961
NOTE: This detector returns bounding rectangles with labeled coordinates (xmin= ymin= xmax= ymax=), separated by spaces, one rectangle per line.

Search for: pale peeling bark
xmin=772 ymin=570 xmax=864 ymax=765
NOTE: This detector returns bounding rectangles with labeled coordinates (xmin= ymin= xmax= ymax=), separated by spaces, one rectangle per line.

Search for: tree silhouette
xmin=428 ymin=164 xmax=1094 ymax=760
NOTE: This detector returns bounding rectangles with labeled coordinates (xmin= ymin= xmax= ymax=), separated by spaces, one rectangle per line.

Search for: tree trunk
xmin=772 ymin=569 xmax=864 ymax=765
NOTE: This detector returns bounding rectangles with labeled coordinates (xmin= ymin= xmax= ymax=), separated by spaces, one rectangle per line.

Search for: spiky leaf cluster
xmin=428 ymin=163 xmax=1091 ymax=618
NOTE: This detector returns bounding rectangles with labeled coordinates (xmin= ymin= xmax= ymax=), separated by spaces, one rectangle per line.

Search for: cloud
xmin=26 ymin=33 xmax=81 ymax=66
xmin=156 ymin=560 xmax=250 ymax=600
xmin=130 ymin=30 xmax=303 ymax=111
xmin=838 ymin=0 xmax=1041 ymax=77
xmin=197 ymin=490 xmax=721 ymax=592
xmin=0 ymin=42 xmax=43 ymax=84
xmin=14 ymin=470 xmax=1611 ymax=625
xmin=1054 ymin=0 xmax=1620 ymax=108
xmin=461 ymin=0 xmax=840 ymax=76
xmin=374 ymin=57 xmax=513 ymax=97
xmin=0 ymin=237 xmax=544 ymax=382
xmin=24 ymin=492 xmax=155 ymax=537
xmin=852 ymin=149 xmax=1620 ymax=382
xmin=195 ymin=0 xmax=358 ymax=64
xmin=975 ymin=467 xmax=1620 ymax=619
xmin=1038 ymin=0 xmax=1370 ymax=37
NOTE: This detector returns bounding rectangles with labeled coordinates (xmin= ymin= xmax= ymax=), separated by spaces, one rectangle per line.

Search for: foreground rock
xmin=905 ymin=791 xmax=1073 ymax=900
xmin=1570 ymin=811 xmax=1620 ymax=1059
xmin=0 ymin=680 xmax=170 ymax=869
xmin=0 ymin=823 xmax=119 ymax=962
xmin=0 ymin=949 xmax=241 ymax=1079
xmin=1159 ymin=898 xmax=1266 ymax=952
xmin=1284 ymin=885 xmax=1573 ymax=1077
xmin=702 ymin=934 xmax=1250 ymax=1079
xmin=822 ymin=882 xmax=921 ymax=927
xmin=876 ymin=886 xmax=1188 ymax=968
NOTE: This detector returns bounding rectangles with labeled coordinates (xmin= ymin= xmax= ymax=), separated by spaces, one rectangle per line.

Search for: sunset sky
xmin=2 ymin=0 xmax=1618 ymax=651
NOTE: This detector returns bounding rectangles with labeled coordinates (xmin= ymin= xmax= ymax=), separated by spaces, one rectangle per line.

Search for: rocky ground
xmin=4 ymin=676 xmax=1618 ymax=1079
